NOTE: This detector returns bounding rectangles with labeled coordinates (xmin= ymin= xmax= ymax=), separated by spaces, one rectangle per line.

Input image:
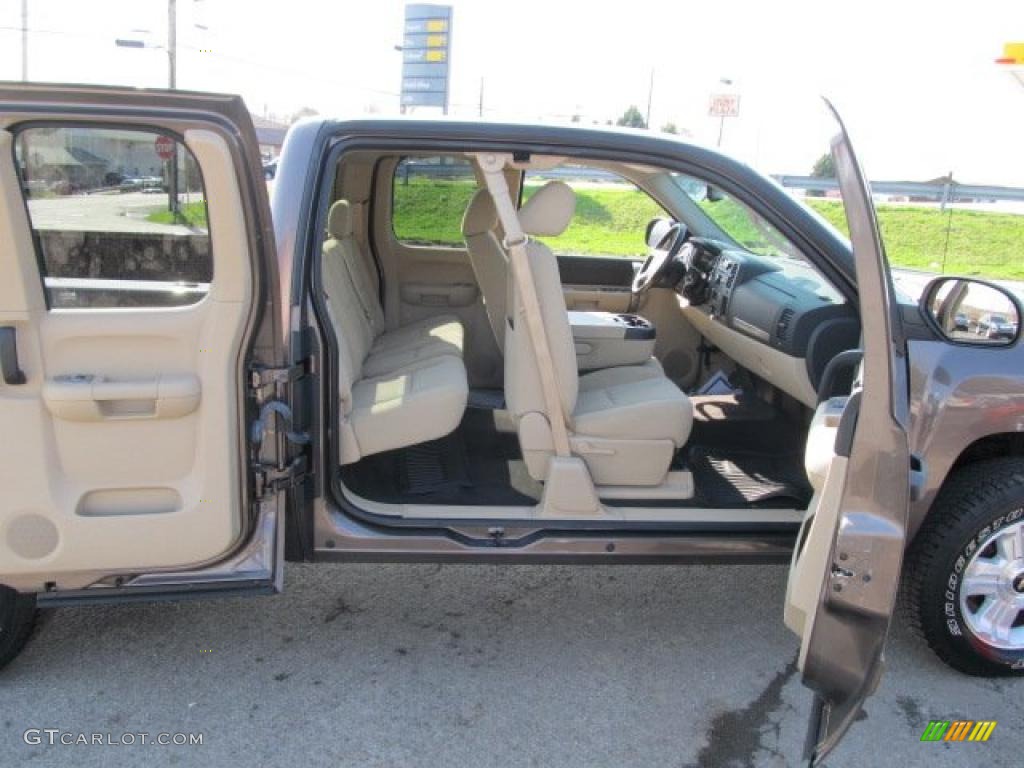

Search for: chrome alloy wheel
xmin=960 ymin=520 xmax=1024 ymax=650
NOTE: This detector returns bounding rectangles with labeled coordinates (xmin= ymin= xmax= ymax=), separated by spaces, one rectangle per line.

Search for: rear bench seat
xmin=321 ymin=200 xmax=468 ymax=464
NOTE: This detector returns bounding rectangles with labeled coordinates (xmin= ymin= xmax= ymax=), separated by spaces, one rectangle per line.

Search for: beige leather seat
xmin=461 ymin=189 xmax=508 ymax=351
xmin=505 ymin=182 xmax=693 ymax=486
xmin=322 ymin=200 xmax=467 ymax=463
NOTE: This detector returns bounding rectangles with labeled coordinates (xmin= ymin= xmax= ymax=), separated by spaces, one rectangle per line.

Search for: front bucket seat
xmin=504 ymin=182 xmax=693 ymax=486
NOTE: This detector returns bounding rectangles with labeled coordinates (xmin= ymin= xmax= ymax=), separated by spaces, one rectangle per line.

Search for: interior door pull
xmin=0 ymin=327 xmax=26 ymax=385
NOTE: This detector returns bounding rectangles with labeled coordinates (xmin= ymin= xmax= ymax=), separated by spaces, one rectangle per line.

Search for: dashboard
xmin=676 ymin=240 xmax=859 ymax=406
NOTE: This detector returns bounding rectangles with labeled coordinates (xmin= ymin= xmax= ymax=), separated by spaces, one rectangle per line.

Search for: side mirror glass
xmin=645 ymin=218 xmax=674 ymax=250
xmin=922 ymin=277 xmax=1021 ymax=347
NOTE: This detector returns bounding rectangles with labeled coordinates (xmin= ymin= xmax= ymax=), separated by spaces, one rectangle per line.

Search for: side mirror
xmin=645 ymin=217 xmax=674 ymax=250
xmin=921 ymin=276 xmax=1021 ymax=347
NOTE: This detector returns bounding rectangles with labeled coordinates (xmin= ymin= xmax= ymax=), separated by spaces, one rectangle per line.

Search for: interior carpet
xmin=340 ymin=408 xmax=542 ymax=507
xmin=688 ymin=393 xmax=808 ymax=455
xmin=687 ymin=446 xmax=812 ymax=509
xmin=467 ymin=388 xmax=506 ymax=411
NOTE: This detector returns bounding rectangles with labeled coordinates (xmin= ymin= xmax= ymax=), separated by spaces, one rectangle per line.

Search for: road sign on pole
xmin=708 ymin=93 xmax=740 ymax=118
xmin=154 ymin=134 xmax=175 ymax=160
xmin=400 ymin=4 xmax=452 ymax=113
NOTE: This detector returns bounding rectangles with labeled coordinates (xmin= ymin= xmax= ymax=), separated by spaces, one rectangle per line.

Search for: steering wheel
xmin=632 ymin=222 xmax=688 ymax=296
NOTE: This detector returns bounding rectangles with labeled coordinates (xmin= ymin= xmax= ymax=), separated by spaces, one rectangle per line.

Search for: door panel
xmin=557 ymin=254 xmax=636 ymax=311
xmin=783 ymin=104 xmax=910 ymax=765
xmin=0 ymin=88 xmax=277 ymax=593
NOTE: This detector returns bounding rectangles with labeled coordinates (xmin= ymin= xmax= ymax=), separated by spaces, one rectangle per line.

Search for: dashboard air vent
xmin=776 ymin=307 xmax=795 ymax=342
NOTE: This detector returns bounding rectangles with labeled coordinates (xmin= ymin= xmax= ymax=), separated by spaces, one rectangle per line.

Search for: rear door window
xmin=15 ymin=125 xmax=210 ymax=308
xmin=392 ymin=155 xmax=475 ymax=247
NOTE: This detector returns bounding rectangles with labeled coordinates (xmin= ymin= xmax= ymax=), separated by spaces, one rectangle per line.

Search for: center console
xmin=568 ymin=311 xmax=656 ymax=371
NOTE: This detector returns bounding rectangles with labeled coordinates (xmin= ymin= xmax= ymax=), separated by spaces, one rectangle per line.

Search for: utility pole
xmin=167 ymin=0 xmax=179 ymax=216
xmin=478 ymin=77 xmax=484 ymax=117
xmin=21 ymin=0 xmax=28 ymax=81
xmin=645 ymin=69 xmax=654 ymax=129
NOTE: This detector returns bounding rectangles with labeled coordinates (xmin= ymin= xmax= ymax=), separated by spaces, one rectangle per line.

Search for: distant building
xmin=251 ymin=115 xmax=288 ymax=160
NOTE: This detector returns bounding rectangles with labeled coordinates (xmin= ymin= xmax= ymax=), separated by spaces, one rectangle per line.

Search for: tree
xmin=811 ymin=152 xmax=835 ymax=178
xmin=660 ymin=122 xmax=679 ymax=135
xmin=807 ymin=152 xmax=835 ymax=197
xmin=616 ymin=105 xmax=647 ymax=129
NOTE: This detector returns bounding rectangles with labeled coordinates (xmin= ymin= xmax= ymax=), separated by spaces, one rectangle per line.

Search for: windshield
xmin=669 ymin=173 xmax=808 ymax=262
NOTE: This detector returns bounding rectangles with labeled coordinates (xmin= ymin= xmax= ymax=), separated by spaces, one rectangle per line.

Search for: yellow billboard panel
xmin=426 ymin=19 xmax=448 ymax=32
xmin=999 ymin=42 xmax=1024 ymax=64
xmin=426 ymin=50 xmax=447 ymax=62
xmin=426 ymin=34 xmax=448 ymax=48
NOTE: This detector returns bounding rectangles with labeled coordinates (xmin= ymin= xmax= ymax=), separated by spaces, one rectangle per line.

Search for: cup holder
xmin=616 ymin=314 xmax=656 ymax=339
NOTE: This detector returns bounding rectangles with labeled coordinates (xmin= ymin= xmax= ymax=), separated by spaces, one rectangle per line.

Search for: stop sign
xmin=154 ymin=135 xmax=175 ymax=161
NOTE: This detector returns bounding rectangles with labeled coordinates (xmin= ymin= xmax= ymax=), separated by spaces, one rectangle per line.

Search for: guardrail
xmin=773 ymin=175 xmax=1024 ymax=206
xmin=400 ymin=162 xmax=1024 ymax=207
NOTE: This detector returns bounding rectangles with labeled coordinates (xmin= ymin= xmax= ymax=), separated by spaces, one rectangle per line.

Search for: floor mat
xmin=398 ymin=435 xmax=471 ymax=496
xmin=688 ymin=446 xmax=812 ymax=509
xmin=467 ymin=388 xmax=506 ymax=411
xmin=340 ymin=409 xmax=542 ymax=507
xmin=688 ymin=394 xmax=808 ymax=455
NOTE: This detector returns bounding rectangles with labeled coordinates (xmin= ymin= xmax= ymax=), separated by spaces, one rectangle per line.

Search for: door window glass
xmin=15 ymin=126 xmax=211 ymax=308
xmin=392 ymin=155 xmax=475 ymax=247
xmin=522 ymin=165 xmax=664 ymax=258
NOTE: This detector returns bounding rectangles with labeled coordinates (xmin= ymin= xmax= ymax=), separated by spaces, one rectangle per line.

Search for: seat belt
xmin=476 ymin=153 xmax=571 ymax=458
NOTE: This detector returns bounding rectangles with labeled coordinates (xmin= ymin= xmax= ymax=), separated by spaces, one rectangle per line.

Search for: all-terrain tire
xmin=0 ymin=587 xmax=37 ymax=672
xmin=903 ymin=457 xmax=1024 ymax=676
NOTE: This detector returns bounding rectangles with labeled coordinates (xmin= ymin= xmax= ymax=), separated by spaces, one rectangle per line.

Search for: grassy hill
xmin=376 ymin=179 xmax=1024 ymax=281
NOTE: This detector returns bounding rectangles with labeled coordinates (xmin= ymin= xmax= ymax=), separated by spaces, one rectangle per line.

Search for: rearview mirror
xmin=922 ymin=277 xmax=1021 ymax=346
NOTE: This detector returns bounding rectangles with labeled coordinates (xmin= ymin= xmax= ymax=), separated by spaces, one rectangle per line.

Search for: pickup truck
xmin=1 ymin=83 xmax=1023 ymax=765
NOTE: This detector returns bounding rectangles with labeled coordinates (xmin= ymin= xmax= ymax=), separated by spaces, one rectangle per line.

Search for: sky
xmin=1 ymin=0 xmax=1023 ymax=185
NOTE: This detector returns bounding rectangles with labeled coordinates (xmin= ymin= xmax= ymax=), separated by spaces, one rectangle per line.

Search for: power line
xmin=0 ymin=25 xmax=402 ymax=99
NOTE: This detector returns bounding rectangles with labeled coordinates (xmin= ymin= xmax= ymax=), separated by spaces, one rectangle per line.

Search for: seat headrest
xmin=461 ymin=189 xmax=498 ymax=237
xmin=519 ymin=181 xmax=575 ymax=237
xmin=328 ymin=199 xmax=353 ymax=239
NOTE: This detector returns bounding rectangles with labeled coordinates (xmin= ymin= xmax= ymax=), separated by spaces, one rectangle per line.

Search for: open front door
xmin=0 ymin=84 xmax=288 ymax=598
xmin=783 ymin=104 xmax=911 ymax=765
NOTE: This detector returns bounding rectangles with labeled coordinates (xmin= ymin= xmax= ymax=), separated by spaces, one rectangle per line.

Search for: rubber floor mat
xmin=689 ymin=446 xmax=812 ymax=508
xmin=398 ymin=434 xmax=470 ymax=496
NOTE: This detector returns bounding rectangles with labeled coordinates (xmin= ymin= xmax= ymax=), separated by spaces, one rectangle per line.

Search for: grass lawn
xmin=388 ymin=179 xmax=1024 ymax=280
xmin=805 ymin=199 xmax=1024 ymax=280
xmin=146 ymin=200 xmax=209 ymax=229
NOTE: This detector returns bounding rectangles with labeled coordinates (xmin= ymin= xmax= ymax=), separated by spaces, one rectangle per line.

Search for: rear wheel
xmin=0 ymin=587 xmax=37 ymax=671
xmin=904 ymin=458 xmax=1024 ymax=676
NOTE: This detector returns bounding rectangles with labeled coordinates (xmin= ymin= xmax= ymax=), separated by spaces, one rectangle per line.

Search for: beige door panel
xmin=562 ymin=285 xmax=631 ymax=313
xmin=0 ymin=127 xmax=254 ymax=591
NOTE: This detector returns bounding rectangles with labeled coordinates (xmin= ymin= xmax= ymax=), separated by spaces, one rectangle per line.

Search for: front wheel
xmin=904 ymin=458 xmax=1024 ymax=676
xmin=0 ymin=587 xmax=37 ymax=672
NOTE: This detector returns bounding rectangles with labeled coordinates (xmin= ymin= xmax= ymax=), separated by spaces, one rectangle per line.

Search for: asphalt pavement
xmin=2 ymin=562 xmax=1022 ymax=767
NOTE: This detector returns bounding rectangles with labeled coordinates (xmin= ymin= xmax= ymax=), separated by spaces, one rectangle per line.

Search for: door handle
xmin=0 ymin=327 xmax=26 ymax=385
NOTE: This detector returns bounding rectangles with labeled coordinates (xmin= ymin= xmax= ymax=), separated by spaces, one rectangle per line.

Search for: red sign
xmin=154 ymin=135 xmax=175 ymax=161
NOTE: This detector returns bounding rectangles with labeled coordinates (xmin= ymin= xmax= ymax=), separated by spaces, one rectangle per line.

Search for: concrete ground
xmin=2 ymin=562 xmax=1021 ymax=767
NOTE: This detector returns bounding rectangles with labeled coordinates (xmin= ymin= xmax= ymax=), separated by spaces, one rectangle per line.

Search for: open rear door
xmin=0 ymin=84 xmax=291 ymax=598
xmin=783 ymin=103 xmax=911 ymax=765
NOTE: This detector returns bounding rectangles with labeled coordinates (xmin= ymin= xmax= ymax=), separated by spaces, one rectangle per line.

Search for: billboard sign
xmin=400 ymin=5 xmax=452 ymax=111
xmin=708 ymin=93 xmax=741 ymax=118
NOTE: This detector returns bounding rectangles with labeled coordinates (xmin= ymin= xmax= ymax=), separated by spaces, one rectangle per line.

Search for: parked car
xmin=976 ymin=312 xmax=1018 ymax=340
xmin=2 ymin=84 xmax=1024 ymax=766
xmin=953 ymin=311 xmax=969 ymax=332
